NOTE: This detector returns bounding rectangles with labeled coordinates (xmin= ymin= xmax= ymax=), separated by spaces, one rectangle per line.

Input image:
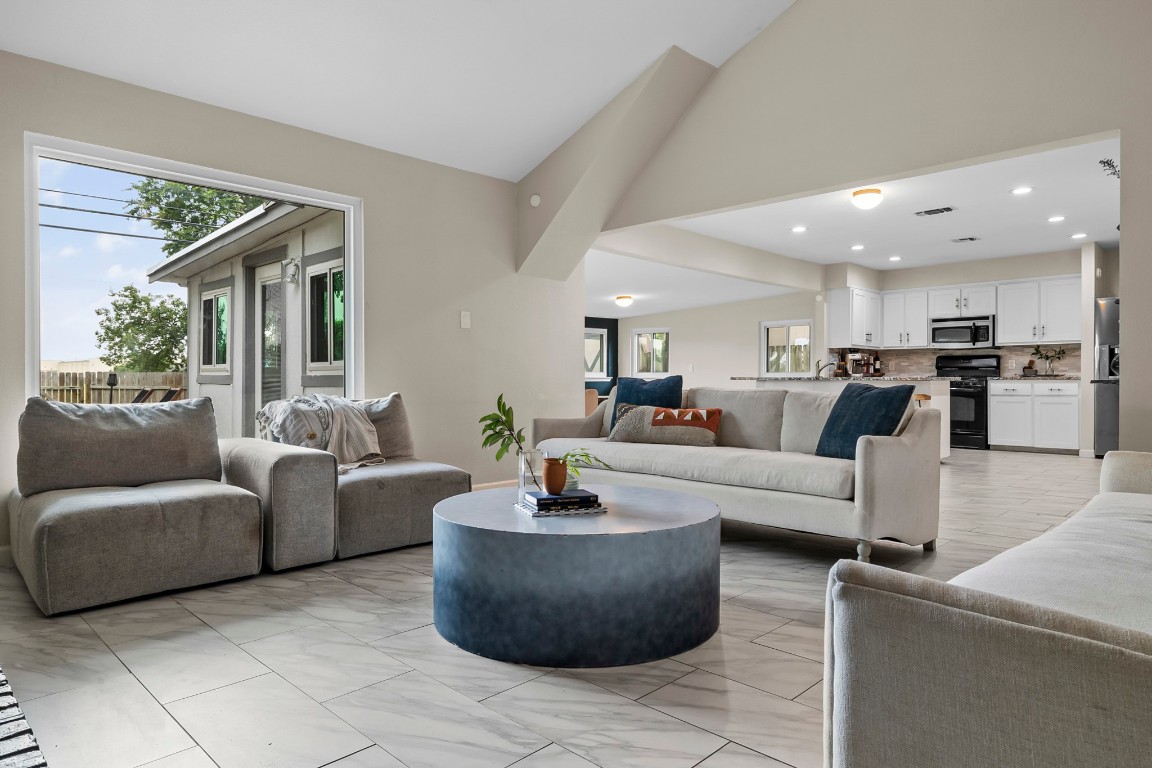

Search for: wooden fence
xmin=39 ymin=371 xmax=188 ymax=404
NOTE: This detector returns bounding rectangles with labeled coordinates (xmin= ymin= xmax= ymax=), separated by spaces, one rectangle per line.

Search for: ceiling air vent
xmin=914 ymin=206 xmax=955 ymax=216
xmin=952 ymin=237 xmax=981 ymax=243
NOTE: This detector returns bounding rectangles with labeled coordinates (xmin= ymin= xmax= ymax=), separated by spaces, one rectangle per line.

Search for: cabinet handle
xmin=1005 ymin=387 xmax=1016 ymax=391
xmin=964 ymin=297 xmax=969 ymax=309
xmin=1032 ymin=325 xmax=1037 ymax=338
xmin=1041 ymin=324 xmax=1046 ymax=338
xmin=899 ymin=332 xmax=903 ymax=344
xmin=955 ymin=297 xmax=960 ymax=310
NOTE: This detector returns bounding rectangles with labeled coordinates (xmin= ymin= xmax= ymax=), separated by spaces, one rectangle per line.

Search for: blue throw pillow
xmin=613 ymin=376 xmax=683 ymax=429
xmin=815 ymin=383 xmax=914 ymax=460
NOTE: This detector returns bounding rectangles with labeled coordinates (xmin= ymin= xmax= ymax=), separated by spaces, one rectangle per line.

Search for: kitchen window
xmin=306 ymin=260 xmax=345 ymax=371
xmin=633 ymin=329 xmax=670 ymax=377
xmin=759 ymin=320 xmax=812 ymax=376
xmin=585 ymin=328 xmax=608 ymax=379
xmin=200 ymin=288 xmax=230 ymax=372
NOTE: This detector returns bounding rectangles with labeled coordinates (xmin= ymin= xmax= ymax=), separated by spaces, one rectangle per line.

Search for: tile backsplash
xmin=860 ymin=345 xmax=1083 ymax=377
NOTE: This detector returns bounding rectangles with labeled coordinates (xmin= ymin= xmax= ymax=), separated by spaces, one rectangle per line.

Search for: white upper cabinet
xmin=881 ymin=291 xmax=929 ymax=347
xmin=996 ymin=277 xmax=1081 ymax=345
xmin=996 ymin=281 xmax=1041 ymax=344
xmin=827 ymin=287 xmax=882 ymax=348
xmin=1038 ymin=277 xmax=1081 ymax=342
xmin=928 ymin=286 xmax=995 ymax=319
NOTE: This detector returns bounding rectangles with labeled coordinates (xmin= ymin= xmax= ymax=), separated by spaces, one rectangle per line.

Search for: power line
xmin=39 ymin=187 xmax=264 ymax=222
xmin=39 ymin=202 xmax=222 ymax=231
xmin=39 ymin=223 xmax=199 ymax=244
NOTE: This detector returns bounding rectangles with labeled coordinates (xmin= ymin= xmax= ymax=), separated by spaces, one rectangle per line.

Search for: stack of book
xmin=515 ymin=489 xmax=607 ymax=517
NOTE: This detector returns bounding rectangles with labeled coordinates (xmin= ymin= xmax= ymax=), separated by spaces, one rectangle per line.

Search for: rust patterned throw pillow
xmin=608 ymin=405 xmax=723 ymax=447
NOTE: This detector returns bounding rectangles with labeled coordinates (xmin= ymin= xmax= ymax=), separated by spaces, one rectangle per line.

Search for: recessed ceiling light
xmin=1070 ymin=233 xmax=1087 ymax=239
xmin=889 ymin=256 xmax=902 ymax=262
xmin=614 ymin=295 xmax=634 ymax=307
xmin=1047 ymin=215 xmax=1065 ymax=223
xmin=851 ymin=244 xmax=865 ymax=251
xmin=1012 ymin=186 xmax=1034 ymax=195
xmin=791 ymin=225 xmax=807 ymax=233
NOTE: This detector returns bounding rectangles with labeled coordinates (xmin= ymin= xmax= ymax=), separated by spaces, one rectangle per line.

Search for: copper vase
xmin=542 ymin=458 xmax=568 ymax=495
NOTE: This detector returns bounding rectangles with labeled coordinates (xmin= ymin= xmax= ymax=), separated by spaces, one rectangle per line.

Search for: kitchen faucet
xmin=815 ymin=360 xmax=838 ymax=378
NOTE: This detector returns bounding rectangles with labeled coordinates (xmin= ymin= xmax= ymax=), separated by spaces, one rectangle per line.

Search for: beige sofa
xmin=534 ymin=387 xmax=941 ymax=560
xmin=825 ymin=450 xmax=1152 ymax=767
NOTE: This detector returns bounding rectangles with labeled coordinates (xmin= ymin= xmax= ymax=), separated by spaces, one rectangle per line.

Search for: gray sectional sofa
xmin=534 ymin=387 xmax=941 ymax=560
xmin=825 ymin=450 xmax=1152 ymax=768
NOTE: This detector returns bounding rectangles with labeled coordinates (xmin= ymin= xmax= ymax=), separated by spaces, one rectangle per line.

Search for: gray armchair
xmin=11 ymin=397 xmax=263 ymax=615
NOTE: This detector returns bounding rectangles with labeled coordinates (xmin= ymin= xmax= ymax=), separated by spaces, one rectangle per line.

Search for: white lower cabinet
xmin=988 ymin=381 xmax=1079 ymax=450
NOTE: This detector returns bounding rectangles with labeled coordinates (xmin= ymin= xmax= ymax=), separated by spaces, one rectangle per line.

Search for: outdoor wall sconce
xmin=282 ymin=256 xmax=301 ymax=283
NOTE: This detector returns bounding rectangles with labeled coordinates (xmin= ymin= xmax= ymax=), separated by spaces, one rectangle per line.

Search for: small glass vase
xmin=1045 ymin=359 xmax=1055 ymax=376
xmin=518 ymin=449 xmax=544 ymax=503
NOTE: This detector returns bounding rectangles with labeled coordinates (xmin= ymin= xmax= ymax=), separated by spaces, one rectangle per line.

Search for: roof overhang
xmin=147 ymin=201 xmax=329 ymax=284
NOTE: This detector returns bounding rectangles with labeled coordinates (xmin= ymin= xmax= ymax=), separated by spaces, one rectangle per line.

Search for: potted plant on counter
xmin=1030 ymin=345 xmax=1067 ymax=376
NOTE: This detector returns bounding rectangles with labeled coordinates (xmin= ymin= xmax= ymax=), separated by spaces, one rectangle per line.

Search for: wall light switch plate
xmin=460 ymin=310 xmax=471 ymax=329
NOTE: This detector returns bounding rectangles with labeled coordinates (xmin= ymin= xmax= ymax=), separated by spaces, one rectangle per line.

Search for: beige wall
xmin=0 ymin=51 xmax=585 ymax=547
xmin=604 ymin=0 xmax=1152 ymax=451
xmin=616 ymin=292 xmax=822 ymax=389
xmin=879 ymin=250 xmax=1081 ymax=291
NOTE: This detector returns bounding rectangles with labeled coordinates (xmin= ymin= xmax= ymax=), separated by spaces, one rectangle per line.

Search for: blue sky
xmin=39 ymin=158 xmax=185 ymax=362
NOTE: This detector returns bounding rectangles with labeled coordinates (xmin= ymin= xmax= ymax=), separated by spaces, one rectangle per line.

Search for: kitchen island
xmin=731 ymin=376 xmax=952 ymax=459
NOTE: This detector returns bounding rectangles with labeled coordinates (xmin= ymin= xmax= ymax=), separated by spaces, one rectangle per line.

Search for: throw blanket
xmin=257 ymin=395 xmax=385 ymax=473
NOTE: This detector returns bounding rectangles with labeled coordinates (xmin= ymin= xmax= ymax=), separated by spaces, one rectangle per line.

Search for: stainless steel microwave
xmin=930 ymin=316 xmax=996 ymax=349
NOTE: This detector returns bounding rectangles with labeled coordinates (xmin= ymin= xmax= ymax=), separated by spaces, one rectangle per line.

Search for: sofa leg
xmin=856 ymin=539 xmax=872 ymax=563
xmin=923 ymin=539 xmax=937 ymax=552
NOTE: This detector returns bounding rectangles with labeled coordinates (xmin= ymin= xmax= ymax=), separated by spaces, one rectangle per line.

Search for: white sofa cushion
xmin=780 ymin=390 xmax=838 ymax=454
xmin=684 ymin=388 xmax=787 ymax=451
xmin=537 ymin=437 xmax=854 ymax=500
xmin=949 ymin=491 xmax=1152 ymax=633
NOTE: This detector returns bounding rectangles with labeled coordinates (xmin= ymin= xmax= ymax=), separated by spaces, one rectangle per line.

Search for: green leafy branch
xmin=550 ymin=448 xmax=612 ymax=480
xmin=479 ymin=394 xmax=539 ymax=487
xmin=1030 ymin=345 xmax=1067 ymax=362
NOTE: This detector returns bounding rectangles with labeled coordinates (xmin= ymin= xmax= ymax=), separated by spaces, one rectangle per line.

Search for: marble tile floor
xmin=0 ymin=449 xmax=1100 ymax=768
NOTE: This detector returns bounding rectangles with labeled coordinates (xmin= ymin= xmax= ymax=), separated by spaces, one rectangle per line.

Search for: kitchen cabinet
xmin=988 ymin=382 xmax=1033 ymax=447
xmin=828 ymin=287 xmax=882 ymax=348
xmin=988 ymin=381 xmax=1079 ymax=450
xmin=996 ymin=277 xmax=1081 ymax=345
xmin=881 ymin=291 xmax=929 ymax=347
xmin=928 ymin=285 xmax=996 ymax=319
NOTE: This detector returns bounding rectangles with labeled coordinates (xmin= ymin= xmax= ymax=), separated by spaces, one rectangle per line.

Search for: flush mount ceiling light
xmin=851 ymin=188 xmax=883 ymax=210
xmin=614 ymin=295 xmax=634 ymax=307
xmin=1071 ymin=233 xmax=1087 ymax=239
xmin=791 ymin=225 xmax=807 ymax=233
xmin=1012 ymin=186 xmax=1034 ymax=195
xmin=1048 ymin=215 xmax=1065 ymax=222
xmin=851 ymin=244 xmax=865 ymax=251
xmin=889 ymin=256 xmax=902 ymax=262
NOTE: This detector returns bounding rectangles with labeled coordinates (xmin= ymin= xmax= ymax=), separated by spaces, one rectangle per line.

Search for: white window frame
xmin=24 ymin=133 xmax=366 ymax=398
xmin=759 ymin=319 xmax=814 ymax=377
xmin=199 ymin=286 xmax=231 ymax=374
xmin=632 ymin=328 xmax=671 ymax=378
xmin=305 ymin=258 xmax=345 ymax=374
xmin=584 ymin=327 xmax=609 ymax=380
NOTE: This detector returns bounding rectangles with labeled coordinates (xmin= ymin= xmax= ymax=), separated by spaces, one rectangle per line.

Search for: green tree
xmin=125 ymin=178 xmax=265 ymax=256
xmin=95 ymin=285 xmax=188 ymax=372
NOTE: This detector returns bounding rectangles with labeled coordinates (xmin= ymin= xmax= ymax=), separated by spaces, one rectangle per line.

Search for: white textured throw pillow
xmin=608 ymin=405 xmax=723 ymax=447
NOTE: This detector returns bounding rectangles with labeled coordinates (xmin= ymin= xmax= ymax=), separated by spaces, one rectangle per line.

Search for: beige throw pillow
xmin=608 ymin=405 xmax=723 ymax=447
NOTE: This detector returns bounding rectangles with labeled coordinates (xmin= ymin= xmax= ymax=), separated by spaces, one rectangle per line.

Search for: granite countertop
xmin=730 ymin=376 xmax=959 ymax=382
xmin=990 ymin=375 xmax=1080 ymax=381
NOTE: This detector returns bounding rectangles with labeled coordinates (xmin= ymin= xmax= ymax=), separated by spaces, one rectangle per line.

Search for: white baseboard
xmin=0 ymin=546 xmax=12 ymax=568
xmin=472 ymin=480 xmax=516 ymax=491
xmin=1079 ymin=449 xmax=1098 ymax=459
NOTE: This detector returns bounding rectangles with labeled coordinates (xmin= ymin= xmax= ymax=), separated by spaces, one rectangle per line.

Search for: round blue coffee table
xmin=432 ymin=485 xmax=719 ymax=668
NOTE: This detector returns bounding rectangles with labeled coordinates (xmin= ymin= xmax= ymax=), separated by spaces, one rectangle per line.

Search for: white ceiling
xmin=671 ymin=138 xmax=1121 ymax=269
xmin=585 ymin=249 xmax=794 ymax=319
xmin=0 ymin=0 xmax=792 ymax=181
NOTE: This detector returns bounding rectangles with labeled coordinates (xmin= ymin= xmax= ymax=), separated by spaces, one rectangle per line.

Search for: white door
xmin=996 ymin=281 xmax=1040 ymax=345
xmin=864 ymin=290 xmax=882 ymax=347
xmin=988 ymin=395 xmax=1033 ymax=446
xmin=904 ymin=291 xmax=929 ymax=347
xmin=929 ymin=288 xmax=961 ymax=319
xmin=962 ymin=285 xmax=997 ymax=316
xmin=1033 ymin=395 xmax=1079 ymax=449
xmin=882 ymin=293 xmax=906 ymax=347
xmin=1039 ymin=277 xmax=1081 ymax=342
xmin=851 ymin=289 xmax=869 ymax=346
xmin=255 ymin=263 xmax=285 ymax=408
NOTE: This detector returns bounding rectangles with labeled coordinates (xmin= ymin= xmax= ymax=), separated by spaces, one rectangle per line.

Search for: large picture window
xmin=760 ymin=320 xmax=812 ymax=376
xmin=307 ymin=261 xmax=345 ymax=370
xmin=633 ymin=329 xmax=670 ymax=377
xmin=585 ymin=328 xmax=608 ymax=379
xmin=200 ymin=288 xmax=229 ymax=372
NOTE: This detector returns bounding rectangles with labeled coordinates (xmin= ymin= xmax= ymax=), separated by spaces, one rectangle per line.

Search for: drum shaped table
xmin=432 ymin=485 xmax=720 ymax=668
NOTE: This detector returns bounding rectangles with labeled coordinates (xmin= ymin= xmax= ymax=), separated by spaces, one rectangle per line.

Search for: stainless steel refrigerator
xmin=1093 ymin=297 xmax=1120 ymax=457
